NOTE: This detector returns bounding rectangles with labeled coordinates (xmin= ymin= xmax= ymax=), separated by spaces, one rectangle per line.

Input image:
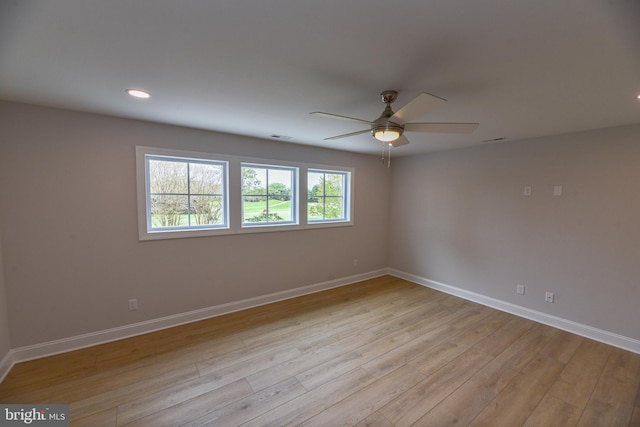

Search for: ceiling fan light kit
xmin=311 ymin=89 xmax=479 ymax=162
xmin=372 ymin=124 xmax=403 ymax=142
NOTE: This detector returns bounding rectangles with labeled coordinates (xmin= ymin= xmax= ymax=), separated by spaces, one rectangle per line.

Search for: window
xmin=137 ymin=146 xmax=353 ymax=240
xmin=307 ymin=169 xmax=351 ymax=223
xmin=147 ymin=156 xmax=227 ymax=230
xmin=137 ymin=148 xmax=229 ymax=239
xmin=242 ymin=163 xmax=297 ymax=226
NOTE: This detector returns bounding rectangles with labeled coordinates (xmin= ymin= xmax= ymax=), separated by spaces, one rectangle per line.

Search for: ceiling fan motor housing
xmin=372 ymin=92 xmax=404 ymax=141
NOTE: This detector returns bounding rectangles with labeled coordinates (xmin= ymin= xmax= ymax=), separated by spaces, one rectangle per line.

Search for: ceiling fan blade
xmin=390 ymin=93 xmax=447 ymax=124
xmin=323 ymin=129 xmax=370 ymax=141
xmin=310 ymin=112 xmax=374 ymax=125
xmin=404 ymin=122 xmax=479 ymax=134
xmin=391 ymin=135 xmax=410 ymax=147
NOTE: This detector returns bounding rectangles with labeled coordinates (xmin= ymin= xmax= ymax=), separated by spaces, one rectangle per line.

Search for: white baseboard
xmin=3 ymin=266 xmax=638 ymax=382
xmin=9 ymin=269 xmax=387 ymax=365
xmin=0 ymin=350 xmax=14 ymax=383
xmin=388 ymin=269 xmax=640 ymax=355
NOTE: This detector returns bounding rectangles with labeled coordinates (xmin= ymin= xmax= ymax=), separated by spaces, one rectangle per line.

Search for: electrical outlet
xmin=128 ymin=299 xmax=138 ymax=311
xmin=545 ymin=292 xmax=554 ymax=303
xmin=516 ymin=284 xmax=525 ymax=295
xmin=353 ymin=258 xmax=358 ymax=266
xmin=523 ymin=186 xmax=532 ymax=196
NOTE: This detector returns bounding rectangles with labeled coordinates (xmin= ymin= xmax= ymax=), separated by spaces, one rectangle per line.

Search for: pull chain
xmin=380 ymin=142 xmax=392 ymax=168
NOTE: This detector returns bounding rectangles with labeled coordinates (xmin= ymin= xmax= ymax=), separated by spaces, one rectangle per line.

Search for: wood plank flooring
xmin=1 ymin=276 xmax=639 ymax=426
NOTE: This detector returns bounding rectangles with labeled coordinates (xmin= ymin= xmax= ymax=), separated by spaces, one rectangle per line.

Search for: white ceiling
xmin=1 ymin=0 xmax=639 ymax=156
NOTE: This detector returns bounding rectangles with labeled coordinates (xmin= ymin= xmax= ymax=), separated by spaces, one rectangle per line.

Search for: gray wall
xmin=0 ymin=101 xmax=390 ymax=348
xmin=2 ymin=99 xmax=638 ymax=351
xmin=389 ymin=124 xmax=640 ymax=340
xmin=0 ymin=229 xmax=10 ymax=360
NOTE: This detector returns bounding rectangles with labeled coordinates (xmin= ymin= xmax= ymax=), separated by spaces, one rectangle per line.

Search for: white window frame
xmin=136 ymin=146 xmax=354 ymax=240
xmin=307 ymin=168 xmax=352 ymax=224
xmin=136 ymin=147 xmax=232 ymax=240
xmin=241 ymin=162 xmax=299 ymax=228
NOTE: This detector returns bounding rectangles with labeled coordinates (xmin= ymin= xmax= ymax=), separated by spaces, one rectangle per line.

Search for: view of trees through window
xmin=148 ymin=157 xmax=226 ymax=229
xmin=241 ymin=164 xmax=295 ymax=224
xmin=308 ymin=170 xmax=347 ymax=221
xmin=139 ymin=147 xmax=352 ymax=239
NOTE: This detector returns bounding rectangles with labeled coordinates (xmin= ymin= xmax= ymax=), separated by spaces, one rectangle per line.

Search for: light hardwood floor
xmin=1 ymin=276 xmax=639 ymax=426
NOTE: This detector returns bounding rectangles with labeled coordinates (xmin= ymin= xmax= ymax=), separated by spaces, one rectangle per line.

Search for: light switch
xmin=523 ymin=186 xmax=532 ymax=196
xmin=553 ymin=185 xmax=563 ymax=196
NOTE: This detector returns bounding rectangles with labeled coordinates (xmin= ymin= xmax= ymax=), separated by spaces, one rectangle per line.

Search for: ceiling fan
xmin=311 ymin=90 xmax=479 ymax=148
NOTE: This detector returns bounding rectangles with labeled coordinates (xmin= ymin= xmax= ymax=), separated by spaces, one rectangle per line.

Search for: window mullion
xmin=323 ymin=172 xmax=327 ymax=220
xmin=265 ymin=168 xmax=270 ymax=221
xmin=186 ymin=162 xmax=191 ymax=226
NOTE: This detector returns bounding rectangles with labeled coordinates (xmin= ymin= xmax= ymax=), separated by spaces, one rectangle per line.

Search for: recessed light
xmin=126 ymin=89 xmax=150 ymax=99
